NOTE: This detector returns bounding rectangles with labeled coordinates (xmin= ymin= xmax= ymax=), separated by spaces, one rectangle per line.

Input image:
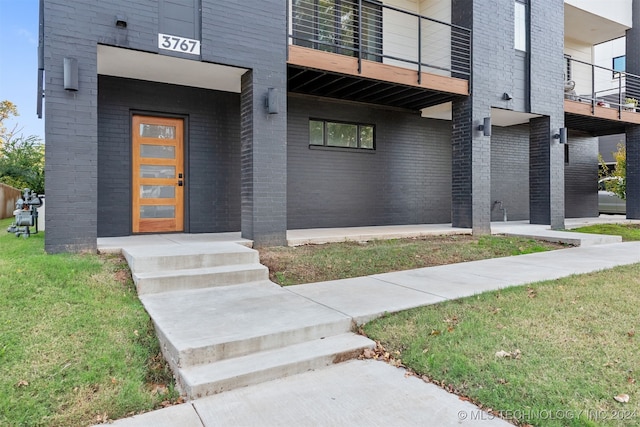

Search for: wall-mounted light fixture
xmin=115 ymin=15 xmax=127 ymax=28
xmin=63 ymin=57 xmax=78 ymax=91
xmin=553 ymin=127 xmax=567 ymax=144
xmin=478 ymin=117 xmax=491 ymax=136
xmin=502 ymin=92 xmax=512 ymax=101
xmin=266 ymin=88 xmax=279 ymax=114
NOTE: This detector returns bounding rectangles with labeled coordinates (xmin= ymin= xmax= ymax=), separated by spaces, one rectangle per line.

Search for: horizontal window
xmin=309 ymin=119 xmax=375 ymax=150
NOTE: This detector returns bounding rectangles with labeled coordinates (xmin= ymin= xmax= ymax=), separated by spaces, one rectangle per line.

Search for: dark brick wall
xmin=626 ymin=125 xmax=640 ymax=219
xmin=287 ymin=96 xmax=452 ymax=229
xmin=43 ymin=0 xmax=287 ymax=250
xmin=626 ymin=1 xmax=640 ymax=100
xmin=490 ymin=125 xmax=530 ymax=221
xmin=529 ymin=116 xmax=551 ymax=224
xmin=451 ymin=0 xmax=515 ymax=233
xmin=97 ymin=76 xmax=241 ymax=237
xmin=564 ymin=132 xmax=598 ymax=218
xmin=451 ymin=0 xmax=565 ymax=231
xmin=529 ymin=0 xmax=565 ymax=228
xmin=626 ymin=4 xmax=640 ymax=219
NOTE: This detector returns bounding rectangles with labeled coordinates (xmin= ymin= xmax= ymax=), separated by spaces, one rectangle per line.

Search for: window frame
xmin=309 ymin=118 xmax=376 ymax=151
xmin=612 ymin=55 xmax=626 ymax=78
xmin=514 ymin=0 xmax=528 ymax=52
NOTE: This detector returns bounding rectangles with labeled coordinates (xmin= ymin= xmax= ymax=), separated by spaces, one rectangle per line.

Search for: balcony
xmin=287 ymin=0 xmax=471 ymax=110
xmin=564 ymin=56 xmax=640 ymax=135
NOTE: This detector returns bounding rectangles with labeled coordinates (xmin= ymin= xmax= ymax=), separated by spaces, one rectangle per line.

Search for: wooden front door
xmin=132 ymin=115 xmax=184 ymax=233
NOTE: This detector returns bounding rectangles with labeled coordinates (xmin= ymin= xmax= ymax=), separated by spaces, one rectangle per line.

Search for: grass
xmin=0 ymin=218 xmax=178 ymax=427
xmin=571 ymin=223 xmax=640 ymax=241
xmin=363 ymin=225 xmax=640 ymax=426
xmin=259 ymin=235 xmax=565 ymax=286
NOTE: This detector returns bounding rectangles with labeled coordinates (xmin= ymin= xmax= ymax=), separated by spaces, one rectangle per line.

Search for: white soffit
xmin=421 ymin=102 xmax=452 ymax=120
xmin=421 ymin=104 xmax=541 ymax=127
xmin=491 ymin=108 xmax=541 ymax=127
xmin=97 ymin=45 xmax=246 ymax=93
xmin=565 ymin=2 xmax=631 ymax=45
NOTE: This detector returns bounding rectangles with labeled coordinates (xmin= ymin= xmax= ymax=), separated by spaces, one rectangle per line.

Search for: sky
xmin=0 ymin=0 xmax=44 ymax=140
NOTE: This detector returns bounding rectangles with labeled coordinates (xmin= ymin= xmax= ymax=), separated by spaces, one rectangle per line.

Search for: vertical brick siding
xmin=490 ymin=125 xmax=530 ymax=221
xmin=287 ymin=96 xmax=452 ymax=229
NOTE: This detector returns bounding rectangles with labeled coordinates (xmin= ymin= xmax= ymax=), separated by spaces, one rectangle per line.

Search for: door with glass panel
xmin=132 ymin=115 xmax=184 ymax=233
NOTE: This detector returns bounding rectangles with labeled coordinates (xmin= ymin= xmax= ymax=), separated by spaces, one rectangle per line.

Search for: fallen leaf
xmin=16 ymin=380 xmax=29 ymax=387
xmin=495 ymin=349 xmax=522 ymax=359
xmin=527 ymin=287 xmax=537 ymax=298
xmin=430 ymin=329 xmax=441 ymax=336
xmin=133 ymin=330 xmax=139 ymax=337
xmin=628 ymin=331 xmax=635 ymax=338
xmin=151 ymin=383 xmax=168 ymax=395
xmin=447 ymin=326 xmax=455 ymax=333
xmin=614 ymin=394 xmax=630 ymax=403
xmin=111 ymin=377 xmax=117 ymax=384
xmin=362 ymin=348 xmax=375 ymax=359
xmin=628 ymin=377 xmax=636 ymax=384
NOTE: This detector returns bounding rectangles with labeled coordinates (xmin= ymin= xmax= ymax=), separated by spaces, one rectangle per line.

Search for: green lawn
xmin=0 ymin=218 xmax=177 ymax=427
xmin=571 ymin=223 xmax=640 ymax=241
xmin=364 ymin=229 xmax=640 ymax=427
xmin=259 ymin=235 xmax=565 ymax=286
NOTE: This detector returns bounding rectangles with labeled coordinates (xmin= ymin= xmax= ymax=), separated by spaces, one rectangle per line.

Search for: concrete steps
xmin=124 ymin=242 xmax=259 ymax=273
xmin=180 ymin=333 xmax=374 ymax=398
xmin=123 ymin=243 xmax=374 ymax=399
xmin=123 ymin=242 xmax=268 ymax=295
xmin=133 ymin=264 xmax=268 ymax=295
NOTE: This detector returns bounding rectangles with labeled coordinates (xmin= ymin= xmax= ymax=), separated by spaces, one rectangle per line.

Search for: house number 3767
xmin=158 ymin=33 xmax=201 ymax=55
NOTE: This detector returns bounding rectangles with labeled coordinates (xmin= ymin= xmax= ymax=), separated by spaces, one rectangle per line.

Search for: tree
xmin=0 ymin=100 xmax=18 ymax=149
xmin=600 ymin=143 xmax=626 ymax=200
xmin=0 ymin=101 xmax=45 ymax=194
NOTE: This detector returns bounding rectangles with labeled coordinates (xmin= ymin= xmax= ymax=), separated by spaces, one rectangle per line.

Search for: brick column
xmin=451 ymin=98 xmax=491 ymax=233
xmin=529 ymin=117 xmax=564 ymax=228
xmin=43 ymin=28 xmax=98 ymax=253
xmin=625 ymin=3 xmax=640 ymax=219
xmin=240 ymin=70 xmax=287 ymax=246
xmin=627 ymin=125 xmax=640 ymax=219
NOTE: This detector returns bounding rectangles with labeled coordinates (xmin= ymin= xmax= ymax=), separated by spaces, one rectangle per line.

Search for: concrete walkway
xmin=97 ymin=220 xmax=640 ymax=427
xmin=97 ymin=216 xmax=639 ymax=253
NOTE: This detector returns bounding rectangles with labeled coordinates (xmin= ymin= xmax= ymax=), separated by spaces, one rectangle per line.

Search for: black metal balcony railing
xmin=565 ymin=55 xmax=640 ymax=116
xmin=289 ymin=0 xmax=472 ymax=83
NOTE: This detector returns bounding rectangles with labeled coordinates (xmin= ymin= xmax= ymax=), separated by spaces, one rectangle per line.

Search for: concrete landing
xmin=140 ymin=281 xmax=354 ymax=368
xmin=97 ymin=232 xmax=252 ymax=254
xmin=287 ymin=223 xmax=471 ymax=246
xmin=492 ymin=222 xmax=622 ymax=246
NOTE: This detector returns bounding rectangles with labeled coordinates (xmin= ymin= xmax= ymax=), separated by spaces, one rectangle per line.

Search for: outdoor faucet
xmin=494 ymin=201 xmax=508 ymax=222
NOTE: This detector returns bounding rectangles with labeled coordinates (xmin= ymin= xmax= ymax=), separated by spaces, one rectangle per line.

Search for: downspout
xmin=37 ymin=0 xmax=44 ymax=119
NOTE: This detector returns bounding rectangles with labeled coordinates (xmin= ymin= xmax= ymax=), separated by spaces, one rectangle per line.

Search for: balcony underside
xmin=564 ymin=100 xmax=640 ymax=136
xmin=287 ymin=46 xmax=469 ymax=110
